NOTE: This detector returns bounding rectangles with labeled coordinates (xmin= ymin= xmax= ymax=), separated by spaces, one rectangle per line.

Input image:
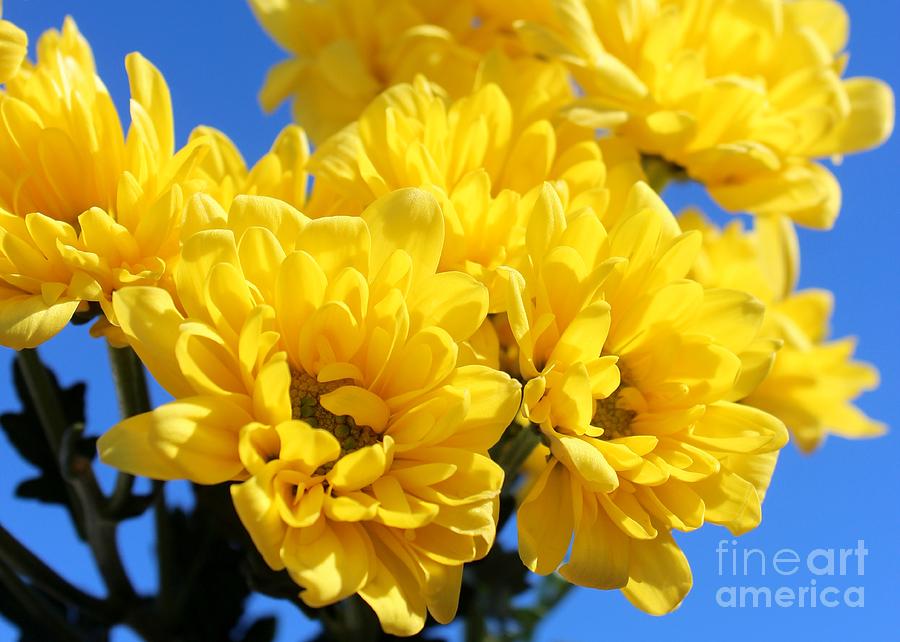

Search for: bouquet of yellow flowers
xmin=0 ymin=1 xmax=892 ymax=639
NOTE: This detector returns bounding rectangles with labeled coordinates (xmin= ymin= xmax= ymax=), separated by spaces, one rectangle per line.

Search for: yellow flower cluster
xmin=0 ymin=0 xmax=891 ymax=635
xmin=517 ymin=0 xmax=894 ymax=228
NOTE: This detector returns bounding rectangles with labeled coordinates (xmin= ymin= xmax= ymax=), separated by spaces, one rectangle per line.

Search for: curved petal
xmin=621 ymin=527 xmax=692 ymax=615
xmin=0 ymin=18 xmax=27 ymax=83
xmin=283 ymin=519 xmax=374 ymax=608
xmin=231 ymin=469 xmax=287 ymax=570
xmin=98 ymin=396 xmax=250 ymax=484
xmin=559 ymin=494 xmax=630 ymax=589
xmin=517 ymin=460 xmax=574 ymax=575
xmin=0 ymin=291 xmax=78 ymax=350
xmin=364 ymin=188 xmax=444 ymax=293
xmin=111 ymin=287 xmax=194 ymax=397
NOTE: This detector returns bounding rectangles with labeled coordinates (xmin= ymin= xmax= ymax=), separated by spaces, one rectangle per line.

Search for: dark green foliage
xmin=0 ymin=360 xmax=92 ymax=538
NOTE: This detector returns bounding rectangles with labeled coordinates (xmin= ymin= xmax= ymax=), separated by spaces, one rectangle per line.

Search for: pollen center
xmin=592 ymin=388 xmax=636 ymax=440
xmin=289 ymin=369 xmax=380 ymax=473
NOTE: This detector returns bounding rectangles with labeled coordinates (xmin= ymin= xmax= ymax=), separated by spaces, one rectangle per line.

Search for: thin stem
xmin=105 ymin=345 xmax=152 ymax=515
xmin=106 ymin=345 xmax=152 ymax=417
xmin=0 ymin=524 xmax=114 ymax=622
xmin=153 ymin=481 xmax=176 ymax=627
xmin=16 ymin=349 xmax=89 ymax=536
xmin=0 ymin=556 xmax=84 ymax=642
xmin=494 ymin=424 xmax=541 ymax=494
xmin=16 ymin=349 xmax=69 ymax=453
xmin=105 ymin=472 xmax=135 ymax=517
xmin=16 ymin=347 xmax=136 ymax=606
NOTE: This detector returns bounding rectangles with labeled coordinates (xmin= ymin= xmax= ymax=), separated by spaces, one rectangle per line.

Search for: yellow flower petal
xmin=125 ymin=52 xmax=174 ymax=161
xmin=621 ymin=527 xmax=692 ymax=615
xmin=518 ymin=460 xmax=575 ymax=575
xmin=112 ymin=287 xmax=194 ymax=398
xmin=99 ymin=396 xmax=250 ymax=484
xmin=359 ymin=529 xmax=427 ymax=636
xmin=231 ymin=469 xmax=287 ymax=570
xmin=283 ymin=519 xmax=374 ymax=608
xmin=0 ymin=18 xmax=27 ymax=83
xmin=320 ymin=385 xmax=391 ymax=433
xmin=364 ymin=188 xmax=444 ymax=293
xmin=327 ymin=438 xmax=394 ymax=493
xmin=559 ymin=493 xmax=630 ymax=589
xmin=275 ymin=421 xmax=341 ymax=473
xmin=0 ymin=290 xmax=79 ymax=350
xmin=295 ymin=216 xmax=370 ymax=280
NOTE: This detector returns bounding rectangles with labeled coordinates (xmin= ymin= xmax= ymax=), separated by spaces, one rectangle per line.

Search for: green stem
xmin=641 ymin=155 xmax=688 ymax=195
xmin=16 ymin=349 xmax=69 ymax=453
xmin=153 ymin=481 xmax=176 ymax=630
xmin=494 ymin=424 xmax=541 ymax=494
xmin=0 ymin=556 xmax=83 ymax=642
xmin=106 ymin=345 xmax=152 ymax=417
xmin=0 ymin=523 xmax=114 ymax=622
xmin=15 ymin=347 xmax=136 ymax=606
xmin=105 ymin=345 xmax=152 ymax=515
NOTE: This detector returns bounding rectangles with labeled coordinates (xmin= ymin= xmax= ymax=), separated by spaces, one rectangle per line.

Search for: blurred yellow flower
xmin=683 ymin=211 xmax=885 ymax=452
xmin=98 ymin=189 xmax=521 ymax=635
xmin=307 ymin=72 xmax=644 ymax=311
xmin=519 ymin=0 xmax=895 ymax=228
xmin=248 ymin=0 xmax=566 ymax=142
xmin=508 ymin=182 xmax=787 ymax=613
xmin=0 ymin=19 xmax=209 ymax=348
xmin=0 ymin=2 xmax=27 ymax=82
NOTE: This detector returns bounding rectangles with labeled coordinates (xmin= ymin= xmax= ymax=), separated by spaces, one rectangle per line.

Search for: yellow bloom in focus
xmin=508 ymin=183 xmax=787 ymax=613
xmin=519 ymin=0 xmax=895 ymax=228
xmin=0 ymin=2 xmax=27 ymax=82
xmin=248 ymin=0 xmax=565 ymax=142
xmin=307 ymin=72 xmax=644 ymax=311
xmin=683 ymin=211 xmax=885 ymax=452
xmin=98 ymin=189 xmax=522 ymax=635
xmin=0 ymin=19 xmax=208 ymax=348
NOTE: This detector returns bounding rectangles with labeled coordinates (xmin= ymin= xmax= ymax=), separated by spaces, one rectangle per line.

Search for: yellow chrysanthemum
xmin=506 ymin=182 xmax=787 ymax=613
xmin=518 ymin=0 xmax=895 ymax=228
xmin=248 ymin=0 xmax=567 ymax=142
xmin=0 ymin=2 xmax=27 ymax=83
xmin=306 ymin=72 xmax=644 ymax=311
xmin=97 ymin=189 xmax=522 ymax=635
xmin=683 ymin=211 xmax=885 ymax=452
xmin=0 ymin=18 xmax=210 ymax=348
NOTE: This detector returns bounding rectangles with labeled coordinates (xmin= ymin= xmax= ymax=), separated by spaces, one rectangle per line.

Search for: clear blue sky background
xmin=0 ymin=1 xmax=897 ymax=640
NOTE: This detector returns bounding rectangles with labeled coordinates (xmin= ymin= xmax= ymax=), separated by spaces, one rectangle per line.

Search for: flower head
xmin=0 ymin=20 xmax=313 ymax=350
xmin=307 ymin=73 xmax=644 ymax=311
xmin=683 ymin=211 xmax=885 ymax=452
xmin=98 ymin=189 xmax=521 ymax=635
xmin=507 ymin=182 xmax=787 ymax=613
xmin=0 ymin=18 xmax=212 ymax=348
xmin=519 ymin=0 xmax=895 ymax=228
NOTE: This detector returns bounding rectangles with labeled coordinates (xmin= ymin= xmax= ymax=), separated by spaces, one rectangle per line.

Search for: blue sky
xmin=0 ymin=1 xmax=897 ymax=640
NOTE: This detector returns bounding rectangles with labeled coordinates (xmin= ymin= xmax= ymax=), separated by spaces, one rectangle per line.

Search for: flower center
xmin=289 ymin=369 xmax=380 ymax=474
xmin=592 ymin=388 xmax=636 ymax=440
